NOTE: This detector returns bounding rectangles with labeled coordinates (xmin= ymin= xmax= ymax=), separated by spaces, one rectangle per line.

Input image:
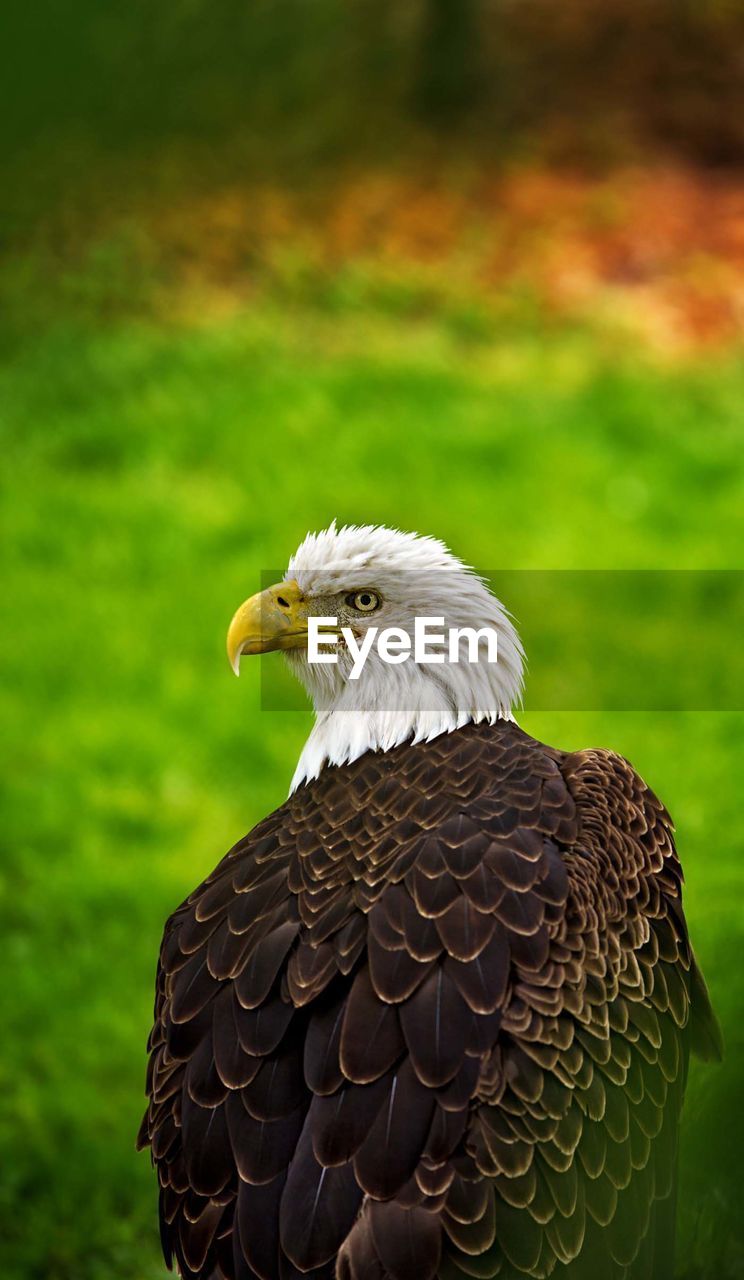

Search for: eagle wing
xmin=138 ymin=724 xmax=719 ymax=1280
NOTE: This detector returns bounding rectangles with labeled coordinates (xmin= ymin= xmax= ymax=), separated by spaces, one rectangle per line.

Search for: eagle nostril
xmin=277 ymin=596 xmax=290 ymax=609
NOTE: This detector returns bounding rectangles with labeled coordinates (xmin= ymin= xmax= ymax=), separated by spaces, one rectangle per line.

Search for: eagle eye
xmin=346 ymin=590 xmax=382 ymax=613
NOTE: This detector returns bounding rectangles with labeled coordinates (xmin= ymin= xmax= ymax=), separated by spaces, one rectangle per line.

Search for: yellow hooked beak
xmin=226 ymin=579 xmax=309 ymax=674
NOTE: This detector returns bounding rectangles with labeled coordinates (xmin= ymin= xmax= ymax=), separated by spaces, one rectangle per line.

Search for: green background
xmin=2 ymin=4 xmax=744 ymax=1277
xmin=2 ymin=296 xmax=742 ymax=1279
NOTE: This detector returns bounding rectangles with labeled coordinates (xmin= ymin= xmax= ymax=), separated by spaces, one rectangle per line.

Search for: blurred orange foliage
xmin=138 ymin=165 xmax=744 ymax=354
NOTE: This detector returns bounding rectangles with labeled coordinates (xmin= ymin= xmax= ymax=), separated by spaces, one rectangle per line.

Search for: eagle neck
xmin=289 ymin=706 xmax=511 ymax=794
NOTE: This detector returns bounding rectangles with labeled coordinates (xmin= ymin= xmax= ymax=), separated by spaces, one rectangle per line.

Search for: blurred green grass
xmin=1 ymin=261 xmax=743 ymax=1280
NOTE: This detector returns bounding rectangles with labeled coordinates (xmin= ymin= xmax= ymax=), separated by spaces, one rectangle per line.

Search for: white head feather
xmin=284 ymin=521 xmax=524 ymax=791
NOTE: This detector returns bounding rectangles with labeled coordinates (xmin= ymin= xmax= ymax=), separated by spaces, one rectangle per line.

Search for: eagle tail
xmin=688 ymin=954 xmax=723 ymax=1062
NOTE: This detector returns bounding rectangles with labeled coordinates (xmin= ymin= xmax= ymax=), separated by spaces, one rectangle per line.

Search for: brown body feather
xmin=139 ymin=720 xmax=720 ymax=1280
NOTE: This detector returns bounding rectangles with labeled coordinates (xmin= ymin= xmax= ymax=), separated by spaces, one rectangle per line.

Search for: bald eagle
xmin=139 ymin=522 xmax=720 ymax=1280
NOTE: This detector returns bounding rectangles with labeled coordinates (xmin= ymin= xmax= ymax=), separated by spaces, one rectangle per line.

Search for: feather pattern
xmin=140 ymin=719 xmax=718 ymax=1279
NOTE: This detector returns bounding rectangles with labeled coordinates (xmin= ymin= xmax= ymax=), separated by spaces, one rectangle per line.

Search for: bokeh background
xmin=2 ymin=4 xmax=743 ymax=1278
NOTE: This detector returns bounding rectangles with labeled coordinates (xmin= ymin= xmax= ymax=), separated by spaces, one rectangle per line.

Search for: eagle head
xmin=227 ymin=522 xmax=524 ymax=788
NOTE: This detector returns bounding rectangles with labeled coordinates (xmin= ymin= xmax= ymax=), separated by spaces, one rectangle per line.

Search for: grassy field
xmin=1 ymin=245 xmax=743 ymax=1279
